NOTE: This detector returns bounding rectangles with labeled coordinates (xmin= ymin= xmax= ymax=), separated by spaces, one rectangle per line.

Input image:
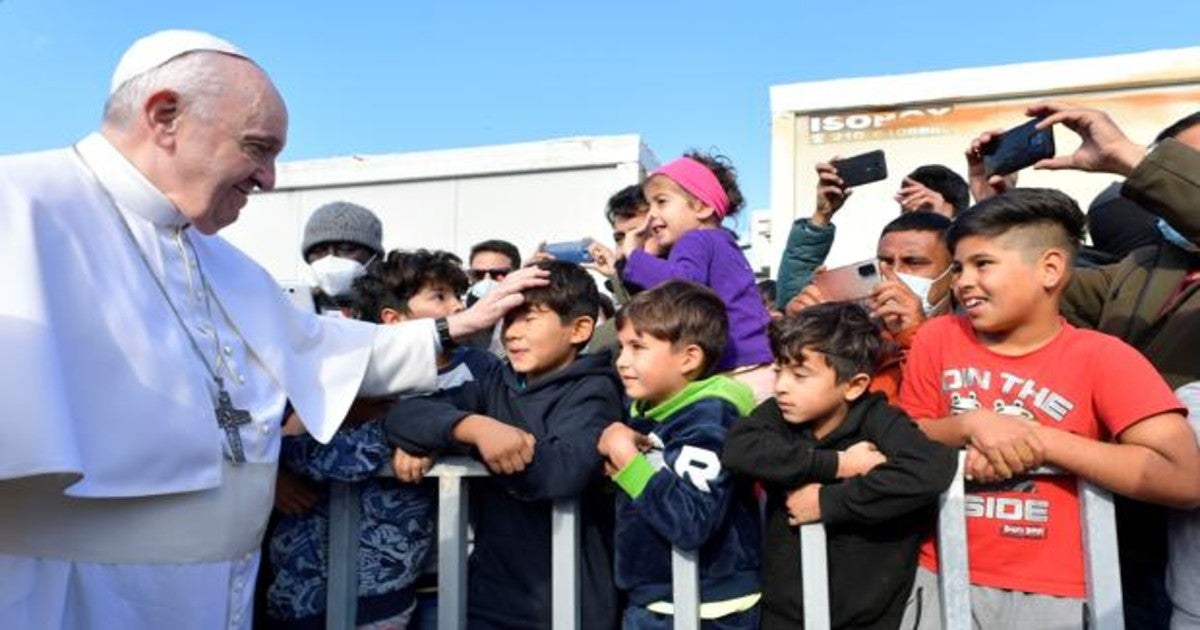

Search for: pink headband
xmin=652 ymin=157 xmax=731 ymax=218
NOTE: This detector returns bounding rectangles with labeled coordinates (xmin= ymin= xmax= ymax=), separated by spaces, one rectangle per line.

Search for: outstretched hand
xmin=447 ymin=266 xmax=549 ymax=339
xmin=964 ymin=129 xmax=1018 ymax=203
xmin=1027 ymin=102 xmax=1146 ymax=176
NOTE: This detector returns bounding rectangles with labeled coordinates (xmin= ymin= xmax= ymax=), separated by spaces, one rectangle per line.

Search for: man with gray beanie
xmin=302 ymin=201 xmax=385 ymax=313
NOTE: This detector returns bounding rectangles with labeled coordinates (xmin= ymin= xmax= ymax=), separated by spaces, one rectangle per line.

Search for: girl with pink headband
xmin=619 ymin=151 xmax=774 ymax=402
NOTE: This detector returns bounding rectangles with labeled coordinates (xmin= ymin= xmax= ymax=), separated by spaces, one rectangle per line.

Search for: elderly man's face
xmin=170 ymin=58 xmax=288 ymax=234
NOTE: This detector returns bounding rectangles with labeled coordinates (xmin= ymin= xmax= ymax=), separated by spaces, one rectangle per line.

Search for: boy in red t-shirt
xmin=898 ymin=187 xmax=1200 ymax=627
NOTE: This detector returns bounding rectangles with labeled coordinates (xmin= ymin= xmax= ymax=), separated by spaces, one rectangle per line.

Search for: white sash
xmin=0 ymin=461 xmax=276 ymax=564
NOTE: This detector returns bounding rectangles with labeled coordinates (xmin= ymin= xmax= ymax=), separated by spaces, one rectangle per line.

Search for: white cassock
xmin=0 ymin=133 xmax=439 ymax=629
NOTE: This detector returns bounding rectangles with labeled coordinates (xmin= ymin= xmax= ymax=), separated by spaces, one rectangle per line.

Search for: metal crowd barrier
xmin=800 ymin=451 xmax=1125 ymax=630
xmin=325 ymin=456 xmax=705 ymax=630
xmin=327 ymin=453 xmax=1124 ymax=630
xmin=936 ymin=454 xmax=1125 ymax=629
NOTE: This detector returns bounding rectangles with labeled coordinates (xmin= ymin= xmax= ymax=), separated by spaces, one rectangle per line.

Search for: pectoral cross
xmin=216 ymin=383 xmax=252 ymax=463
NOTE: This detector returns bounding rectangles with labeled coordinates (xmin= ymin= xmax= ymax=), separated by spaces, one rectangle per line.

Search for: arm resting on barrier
xmin=487 ymin=386 xmax=619 ymax=501
xmin=1035 ymin=411 xmax=1200 ymax=509
xmin=383 ymin=361 xmax=499 ymax=455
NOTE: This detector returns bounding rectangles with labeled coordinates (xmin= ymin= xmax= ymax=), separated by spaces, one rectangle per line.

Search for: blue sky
xmin=2 ymin=0 xmax=1197 ymax=228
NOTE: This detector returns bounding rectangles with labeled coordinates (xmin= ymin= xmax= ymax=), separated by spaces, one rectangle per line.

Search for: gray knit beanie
xmin=301 ymin=201 xmax=384 ymax=258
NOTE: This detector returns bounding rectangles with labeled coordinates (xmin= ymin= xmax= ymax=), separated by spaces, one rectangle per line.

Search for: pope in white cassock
xmin=0 ymin=30 xmax=544 ymax=629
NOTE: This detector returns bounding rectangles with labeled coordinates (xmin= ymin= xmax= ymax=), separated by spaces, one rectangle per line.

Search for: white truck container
xmin=767 ymin=46 xmax=1200 ymax=273
xmin=222 ymin=134 xmax=656 ymax=282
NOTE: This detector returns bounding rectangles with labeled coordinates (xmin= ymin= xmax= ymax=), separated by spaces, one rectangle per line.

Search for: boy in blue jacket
xmin=597 ymin=280 xmax=762 ymax=629
xmin=384 ymin=260 xmax=622 ymax=630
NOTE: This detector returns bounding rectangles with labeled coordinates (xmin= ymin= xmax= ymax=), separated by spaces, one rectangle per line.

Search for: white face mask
xmin=895 ymin=267 xmax=953 ymax=316
xmin=467 ymin=277 xmax=498 ymax=302
xmin=310 ymin=255 xmax=368 ymax=297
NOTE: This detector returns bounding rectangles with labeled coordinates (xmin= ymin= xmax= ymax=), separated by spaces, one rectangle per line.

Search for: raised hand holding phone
xmin=982 ymin=117 xmax=1056 ymax=178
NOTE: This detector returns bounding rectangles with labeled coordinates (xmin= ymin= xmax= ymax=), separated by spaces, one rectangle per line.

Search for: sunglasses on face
xmin=468 ymin=268 xmax=512 ymax=282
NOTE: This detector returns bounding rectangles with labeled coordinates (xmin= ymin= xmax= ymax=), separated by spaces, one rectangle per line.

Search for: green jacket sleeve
xmin=1122 ymin=138 xmax=1200 ymax=248
xmin=776 ymin=218 xmax=836 ymax=309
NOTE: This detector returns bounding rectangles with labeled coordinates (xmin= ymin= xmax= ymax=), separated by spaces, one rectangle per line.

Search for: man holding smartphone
xmin=775 ymin=160 xmax=965 ymax=309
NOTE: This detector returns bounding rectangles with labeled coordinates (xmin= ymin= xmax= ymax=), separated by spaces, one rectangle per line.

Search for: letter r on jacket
xmin=674 ymin=446 xmax=720 ymax=493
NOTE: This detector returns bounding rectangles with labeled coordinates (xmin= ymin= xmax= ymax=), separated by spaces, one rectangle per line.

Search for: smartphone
xmin=983 ymin=117 xmax=1056 ymax=177
xmin=281 ymin=281 xmax=316 ymax=313
xmin=830 ymin=150 xmax=888 ymax=188
xmin=812 ymin=259 xmax=880 ymax=303
xmin=541 ymin=239 xmax=594 ymax=264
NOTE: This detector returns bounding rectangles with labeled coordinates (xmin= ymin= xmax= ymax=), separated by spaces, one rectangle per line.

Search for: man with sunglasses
xmin=466 ymin=239 xmax=521 ymax=304
xmin=464 ymin=239 xmax=522 ymax=357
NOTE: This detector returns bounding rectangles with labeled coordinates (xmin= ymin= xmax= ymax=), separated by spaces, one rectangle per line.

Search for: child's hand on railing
xmin=453 ymin=414 xmax=537 ymax=475
xmin=597 ymin=422 xmax=650 ymax=476
xmin=392 ymin=448 xmax=433 ymax=483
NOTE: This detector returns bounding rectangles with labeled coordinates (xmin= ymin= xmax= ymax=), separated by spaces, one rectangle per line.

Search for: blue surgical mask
xmin=1157 ymin=219 xmax=1200 ymax=254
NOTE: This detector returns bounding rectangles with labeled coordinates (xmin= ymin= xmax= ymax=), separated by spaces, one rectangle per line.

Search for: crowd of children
xmin=265 ymin=102 xmax=1200 ymax=630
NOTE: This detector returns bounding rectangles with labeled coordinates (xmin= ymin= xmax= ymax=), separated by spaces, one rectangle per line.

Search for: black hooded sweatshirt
xmin=723 ymin=392 xmax=957 ymax=629
xmin=385 ymin=349 xmax=623 ymax=630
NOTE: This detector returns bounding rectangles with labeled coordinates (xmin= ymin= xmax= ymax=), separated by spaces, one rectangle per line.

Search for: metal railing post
xmin=799 ymin=523 xmax=831 ymax=630
xmin=326 ymin=481 xmax=361 ymax=630
xmin=1080 ymin=480 xmax=1124 ymax=629
xmin=671 ymin=547 xmax=701 ymax=630
xmin=426 ymin=457 xmax=489 ymax=630
xmin=937 ymin=451 xmax=972 ymax=630
xmin=552 ymin=498 xmax=581 ymax=630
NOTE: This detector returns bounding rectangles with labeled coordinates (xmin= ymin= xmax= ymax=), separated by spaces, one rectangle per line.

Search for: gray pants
xmin=899 ymin=567 xmax=1088 ymax=630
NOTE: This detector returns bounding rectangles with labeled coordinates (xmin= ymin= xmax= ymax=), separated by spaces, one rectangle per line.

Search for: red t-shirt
xmin=899 ymin=315 xmax=1182 ymax=597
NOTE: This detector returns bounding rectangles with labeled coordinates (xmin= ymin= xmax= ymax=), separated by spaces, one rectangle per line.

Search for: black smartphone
xmin=830 ymin=150 xmax=888 ymax=188
xmin=983 ymin=117 xmax=1056 ymax=177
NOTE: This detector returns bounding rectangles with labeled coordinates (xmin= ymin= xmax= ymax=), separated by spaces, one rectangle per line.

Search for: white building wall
xmin=222 ymin=134 xmax=656 ymax=282
xmin=768 ymin=46 xmax=1200 ymax=273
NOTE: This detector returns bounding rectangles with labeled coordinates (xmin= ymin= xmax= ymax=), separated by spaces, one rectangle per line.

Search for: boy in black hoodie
xmin=722 ymin=302 xmax=956 ymax=629
xmin=384 ymin=260 xmax=622 ymax=630
xmin=597 ymin=281 xmax=762 ymax=629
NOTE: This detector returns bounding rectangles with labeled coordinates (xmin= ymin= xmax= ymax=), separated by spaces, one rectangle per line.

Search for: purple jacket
xmin=623 ymin=228 xmax=773 ymax=371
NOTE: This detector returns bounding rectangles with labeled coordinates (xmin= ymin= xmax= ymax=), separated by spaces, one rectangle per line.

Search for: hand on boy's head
xmin=814 ymin=161 xmax=850 ymax=224
xmin=869 ymin=270 xmax=925 ymax=334
xmin=1027 ymin=102 xmax=1146 ymax=176
xmin=392 ymin=448 xmax=433 ymax=483
xmin=965 ymin=130 xmax=1018 ymax=204
xmin=785 ymin=270 xmax=828 ymax=316
xmin=785 ymin=483 xmax=823 ymax=526
xmin=961 ymin=409 xmax=1045 ymax=480
xmin=450 ymin=266 xmax=549 ymax=339
xmin=597 ymin=422 xmax=648 ymax=474
xmin=837 ymin=440 xmax=887 ymax=478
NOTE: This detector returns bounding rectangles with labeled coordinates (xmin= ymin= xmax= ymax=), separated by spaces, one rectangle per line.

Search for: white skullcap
xmin=109 ymin=29 xmax=247 ymax=95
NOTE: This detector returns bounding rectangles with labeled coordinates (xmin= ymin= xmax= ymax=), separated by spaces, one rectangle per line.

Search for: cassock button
xmin=223 ymin=346 xmax=233 ymax=356
xmin=237 ymin=375 xmax=246 ymax=384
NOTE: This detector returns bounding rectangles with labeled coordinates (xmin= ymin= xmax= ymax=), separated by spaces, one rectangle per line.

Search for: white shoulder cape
xmin=0 ymin=141 xmax=434 ymax=497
